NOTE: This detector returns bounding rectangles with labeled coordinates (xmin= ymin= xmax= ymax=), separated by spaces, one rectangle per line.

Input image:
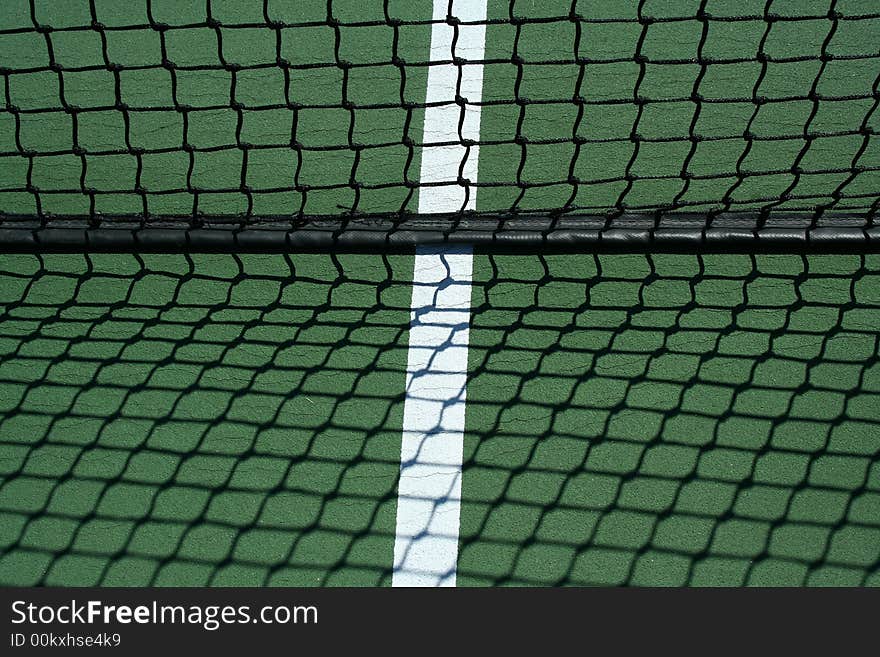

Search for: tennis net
xmin=0 ymin=251 xmax=877 ymax=585
xmin=0 ymin=0 xmax=878 ymax=250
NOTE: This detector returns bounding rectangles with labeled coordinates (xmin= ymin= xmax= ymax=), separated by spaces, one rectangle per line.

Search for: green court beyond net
xmin=0 ymin=0 xmax=878 ymax=249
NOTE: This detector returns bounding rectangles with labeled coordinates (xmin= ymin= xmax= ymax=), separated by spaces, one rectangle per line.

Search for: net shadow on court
xmin=458 ymin=252 xmax=880 ymax=586
xmin=0 ymin=252 xmax=413 ymax=586
xmin=0 ymin=252 xmax=878 ymax=586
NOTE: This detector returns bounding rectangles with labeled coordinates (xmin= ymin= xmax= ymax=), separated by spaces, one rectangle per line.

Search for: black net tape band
xmin=0 ymin=215 xmax=878 ymax=253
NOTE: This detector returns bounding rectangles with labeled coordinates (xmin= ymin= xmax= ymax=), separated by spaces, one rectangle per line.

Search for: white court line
xmin=392 ymin=0 xmax=487 ymax=587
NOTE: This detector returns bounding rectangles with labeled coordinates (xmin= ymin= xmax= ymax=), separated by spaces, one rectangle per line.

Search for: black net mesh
xmin=0 ymin=0 xmax=878 ymax=248
xmin=0 ymin=252 xmax=878 ymax=586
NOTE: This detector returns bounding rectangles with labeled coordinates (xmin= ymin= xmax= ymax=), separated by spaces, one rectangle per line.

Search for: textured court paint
xmin=393 ymin=0 xmax=487 ymax=586
xmin=416 ymin=0 xmax=487 ymax=215
xmin=393 ymin=248 xmax=474 ymax=586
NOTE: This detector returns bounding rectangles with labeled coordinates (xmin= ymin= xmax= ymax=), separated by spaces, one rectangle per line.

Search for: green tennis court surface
xmin=1 ymin=1 xmax=879 ymax=586
xmin=0 ymin=253 xmax=878 ymax=586
xmin=459 ymin=253 xmax=880 ymax=586
xmin=0 ymin=253 xmax=414 ymax=586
